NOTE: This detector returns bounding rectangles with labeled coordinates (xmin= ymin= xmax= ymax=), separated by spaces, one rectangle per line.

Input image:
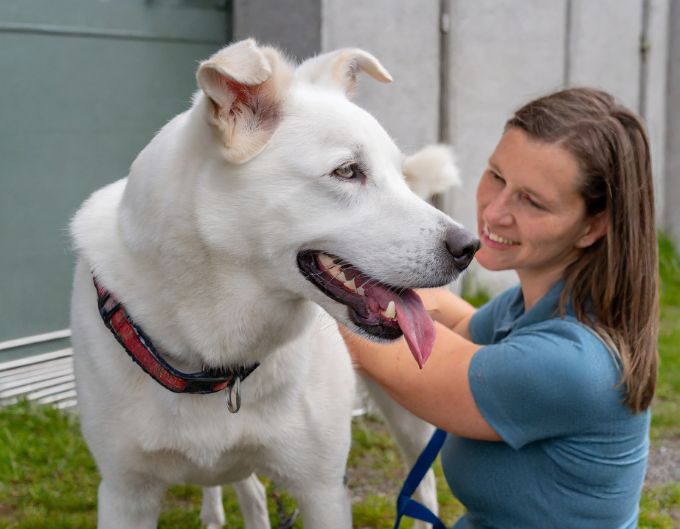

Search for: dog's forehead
xmin=282 ymin=84 xmax=402 ymax=162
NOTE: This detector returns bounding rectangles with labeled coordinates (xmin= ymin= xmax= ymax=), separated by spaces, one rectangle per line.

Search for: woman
xmin=342 ymin=87 xmax=659 ymax=528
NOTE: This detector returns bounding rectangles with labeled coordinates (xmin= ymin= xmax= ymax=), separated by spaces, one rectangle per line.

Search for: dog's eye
xmin=332 ymin=163 xmax=361 ymax=180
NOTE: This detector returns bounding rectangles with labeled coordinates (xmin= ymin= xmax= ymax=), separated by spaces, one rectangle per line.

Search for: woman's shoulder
xmin=508 ymin=317 xmax=621 ymax=386
xmin=515 ymin=316 xmax=609 ymax=352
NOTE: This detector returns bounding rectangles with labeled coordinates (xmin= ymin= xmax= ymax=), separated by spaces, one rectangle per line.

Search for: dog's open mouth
xmin=297 ymin=250 xmax=435 ymax=368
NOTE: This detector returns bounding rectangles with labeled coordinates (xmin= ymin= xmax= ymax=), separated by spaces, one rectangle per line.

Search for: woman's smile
xmin=481 ymin=224 xmax=520 ymax=248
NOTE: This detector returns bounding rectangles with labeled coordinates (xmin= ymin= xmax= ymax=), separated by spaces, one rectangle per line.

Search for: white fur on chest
xmin=72 ymin=265 xmax=351 ymax=470
xmin=70 ymin=179 xmax=353 ymax=477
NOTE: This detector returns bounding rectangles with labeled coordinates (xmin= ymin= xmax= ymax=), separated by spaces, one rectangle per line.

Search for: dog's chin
xmin=346 ymin=309 xmax=403 ymax=342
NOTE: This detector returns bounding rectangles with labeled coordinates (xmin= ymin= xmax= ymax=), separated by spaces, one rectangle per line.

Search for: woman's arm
xmin=416 ymin=288 xmax=476 ymax=338
xmin=340 ymin=322 xmax=500 ymax=441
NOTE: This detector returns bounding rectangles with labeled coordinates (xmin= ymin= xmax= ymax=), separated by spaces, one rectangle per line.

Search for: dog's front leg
xmin=200 ymin=486 xmax=226 ymax=529
xmin=295 ymin=484 xmax=352 ymax=529
xmin=233 ymin=475 xmax=271 ymax=529
xmin=97 ymin=477 xmax=166 ymax=529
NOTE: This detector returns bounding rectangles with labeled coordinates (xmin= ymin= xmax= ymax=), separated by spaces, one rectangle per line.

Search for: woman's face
xmin=476 ymin=128 xmax=603 ymax=281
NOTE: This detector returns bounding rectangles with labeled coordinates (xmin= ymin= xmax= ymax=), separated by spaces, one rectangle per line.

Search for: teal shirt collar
xmin=494 ymin=280 xmax=571 ymax=340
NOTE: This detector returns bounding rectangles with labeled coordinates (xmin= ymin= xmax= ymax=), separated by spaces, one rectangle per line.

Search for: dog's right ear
xmin=196 ymin=39 xmax=293 ymax=164
xmin=295 ymin=48 xmax=392 ymax=97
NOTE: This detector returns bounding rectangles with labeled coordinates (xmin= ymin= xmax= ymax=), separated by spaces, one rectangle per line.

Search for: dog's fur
xmin=70 ymin=39 xmax=470 ymax=529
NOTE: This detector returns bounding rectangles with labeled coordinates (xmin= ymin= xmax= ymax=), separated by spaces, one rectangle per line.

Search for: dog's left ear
xmin=196 ymin=39 xmax=293 ymax=163
xmin=295 ymin=48 xmax=393 ymax=96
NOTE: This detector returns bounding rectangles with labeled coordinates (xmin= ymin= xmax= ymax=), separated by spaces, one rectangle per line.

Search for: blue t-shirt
xmin=442 ymin=282 xmax=650 ymax=529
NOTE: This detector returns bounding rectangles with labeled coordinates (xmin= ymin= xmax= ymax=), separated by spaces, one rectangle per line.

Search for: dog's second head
xmin=122 ymin=39 xmax=478 ymax=367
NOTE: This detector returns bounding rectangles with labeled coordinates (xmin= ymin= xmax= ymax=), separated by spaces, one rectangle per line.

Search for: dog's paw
xmin=403 ymin=144 xmax=461 ymax=199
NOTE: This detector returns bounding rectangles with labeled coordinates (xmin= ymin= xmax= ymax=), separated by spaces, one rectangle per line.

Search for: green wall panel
xmin=0 ymin=1 xmax=230 ymax=349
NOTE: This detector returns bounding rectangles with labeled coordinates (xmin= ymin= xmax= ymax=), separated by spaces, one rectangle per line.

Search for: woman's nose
xmin=482 ymin=193 xmax=513 ymax=226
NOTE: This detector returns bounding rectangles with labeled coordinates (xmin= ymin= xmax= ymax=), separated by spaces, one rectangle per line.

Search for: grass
xmin=652 ymin=234 xmax=680 ymax=442
xmin=0 ymin=234 xmax=678 ymax=528
xmin=636 ymin=233 xmax=680 ymax=528
xmin=0 ymin=403 xmax=460 ymax=529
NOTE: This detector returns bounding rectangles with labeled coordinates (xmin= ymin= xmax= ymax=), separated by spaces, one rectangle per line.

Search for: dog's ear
xmin=295 ymin=48 xmax=392 ymax=96
xmin=196 ymin=39 xmax=293 ymax=164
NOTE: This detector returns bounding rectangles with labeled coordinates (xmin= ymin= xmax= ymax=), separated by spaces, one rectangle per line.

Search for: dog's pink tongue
xmin=369 ymin=288 xmax=435 ymax=369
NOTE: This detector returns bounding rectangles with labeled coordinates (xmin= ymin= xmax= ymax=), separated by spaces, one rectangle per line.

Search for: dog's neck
xmin=104 ymin=109 xmax=316 ymax=370
xmin=101 ymin=231 xmax=316 ymax=372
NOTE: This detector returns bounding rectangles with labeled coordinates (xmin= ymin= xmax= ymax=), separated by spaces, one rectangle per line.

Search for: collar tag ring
xmin=226 ymin=377 xmax=241 ymax=413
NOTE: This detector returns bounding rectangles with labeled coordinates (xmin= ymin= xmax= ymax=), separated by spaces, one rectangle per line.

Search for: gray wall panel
xmin=567 ymin=0 xmax=642 ymax=110
xmin=665 ymin=0 xmax=680 ymax=246
xmin=322 ymin=0 xmax=440 ymax=153
xmin=233 ymin=0 xmax=321 ymax=60
xmin=0 ymin=1 xmax=228 ymax=347
xmin=643 ymin=0 xmax=670 ymax=225
xmin=446 ymin=0 xmax=567 ymax=293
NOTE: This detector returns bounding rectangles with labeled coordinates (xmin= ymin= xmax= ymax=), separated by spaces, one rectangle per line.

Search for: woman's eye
xmin=333 ymin=163 xmax=360 ymax=180
xmin=522 ymin=194 xmax=545 ymax=210
xmin=490 ymin=171 xmax=504 ymax=183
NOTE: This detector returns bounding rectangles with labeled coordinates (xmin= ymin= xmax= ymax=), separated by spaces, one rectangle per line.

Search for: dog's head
xmin=189 ymin=39 xmax=478 ymax=367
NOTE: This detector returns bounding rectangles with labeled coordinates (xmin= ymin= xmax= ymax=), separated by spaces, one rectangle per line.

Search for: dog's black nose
xmin=445 ymin=226 xmax=480 ymax=270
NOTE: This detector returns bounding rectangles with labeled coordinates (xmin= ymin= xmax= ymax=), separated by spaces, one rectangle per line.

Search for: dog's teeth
xmin=356 ymin=286 xmax=365 ymax=296
xmin=344 ymin=278 xmax=357 ymax=292
xmin=383 ymin=300 xmax=396 ymax=319
xmin=335 ymin=271 xmax=347 ymax=283
xmin=318 ymin=254 xmax=335 ymax=270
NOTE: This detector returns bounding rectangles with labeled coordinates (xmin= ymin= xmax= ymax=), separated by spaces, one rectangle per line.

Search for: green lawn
xmin=640 ymin=234 xmax=680 ymax=529
xmin=1 ymin=236 xmax=679 ymax=528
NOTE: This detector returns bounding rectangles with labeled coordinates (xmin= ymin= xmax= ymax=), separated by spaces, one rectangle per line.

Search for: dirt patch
xmin=0 ymin=503 xmax=14 ymax=519
xmin=346 ymin=417 xmax=404 ymax=502
xmin=646 ymin=438 xmax=680 ymax=488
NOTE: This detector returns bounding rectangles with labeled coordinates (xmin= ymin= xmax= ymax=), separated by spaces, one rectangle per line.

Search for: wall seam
xmin=638 ymin=0 xmax=651 ymax=118
xmin=563 ymin=0 xmax=572 ymax=87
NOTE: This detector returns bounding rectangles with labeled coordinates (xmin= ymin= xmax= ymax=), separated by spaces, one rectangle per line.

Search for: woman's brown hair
xmin=506 ymin=87 xmax=659 ymax=413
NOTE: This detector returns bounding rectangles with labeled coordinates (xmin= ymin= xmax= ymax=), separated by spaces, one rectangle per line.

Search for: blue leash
xmin=393 ymin=428 xmax=448 ymax=529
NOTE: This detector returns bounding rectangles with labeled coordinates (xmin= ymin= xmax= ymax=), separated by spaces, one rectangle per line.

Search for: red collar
xmin=93 ymin=276 xmax=258 ymax=409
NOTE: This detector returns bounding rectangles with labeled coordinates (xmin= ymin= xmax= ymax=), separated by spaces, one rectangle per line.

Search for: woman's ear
xmin=576 ymin=211 xmax=608 ymax=248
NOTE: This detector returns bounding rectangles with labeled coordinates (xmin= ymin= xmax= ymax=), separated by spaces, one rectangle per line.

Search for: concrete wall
xmin=666 ymin=0 xmax=680 ymax=246
xmin=233 ymin=0 xmax=321 ymax=61
xmin=234 ymin=0 xmax=439 ymax=153
xmin=447 ymin=0 xmax=568 ymax=292
xmin=567 ymin=0 xmax=642 ymax=109
xmin=643 ymin=0 xmax=671 ymax=224
xmin=233 ymin=0 xmax=678 ymax=293
xmin=321 ymin=0 xmax=440 ymax=153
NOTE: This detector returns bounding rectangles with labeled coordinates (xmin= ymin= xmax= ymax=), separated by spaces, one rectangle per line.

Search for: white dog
xmin=70 ymin=39 xmax=477 ymax=529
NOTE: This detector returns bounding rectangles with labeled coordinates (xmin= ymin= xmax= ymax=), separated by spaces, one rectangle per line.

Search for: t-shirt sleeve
xmin=468 ymin=321 xmax=614 ymax=449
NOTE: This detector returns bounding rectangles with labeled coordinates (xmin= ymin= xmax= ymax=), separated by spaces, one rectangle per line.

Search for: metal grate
xmin=0 ymin=349 xmax=76 ymax=410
